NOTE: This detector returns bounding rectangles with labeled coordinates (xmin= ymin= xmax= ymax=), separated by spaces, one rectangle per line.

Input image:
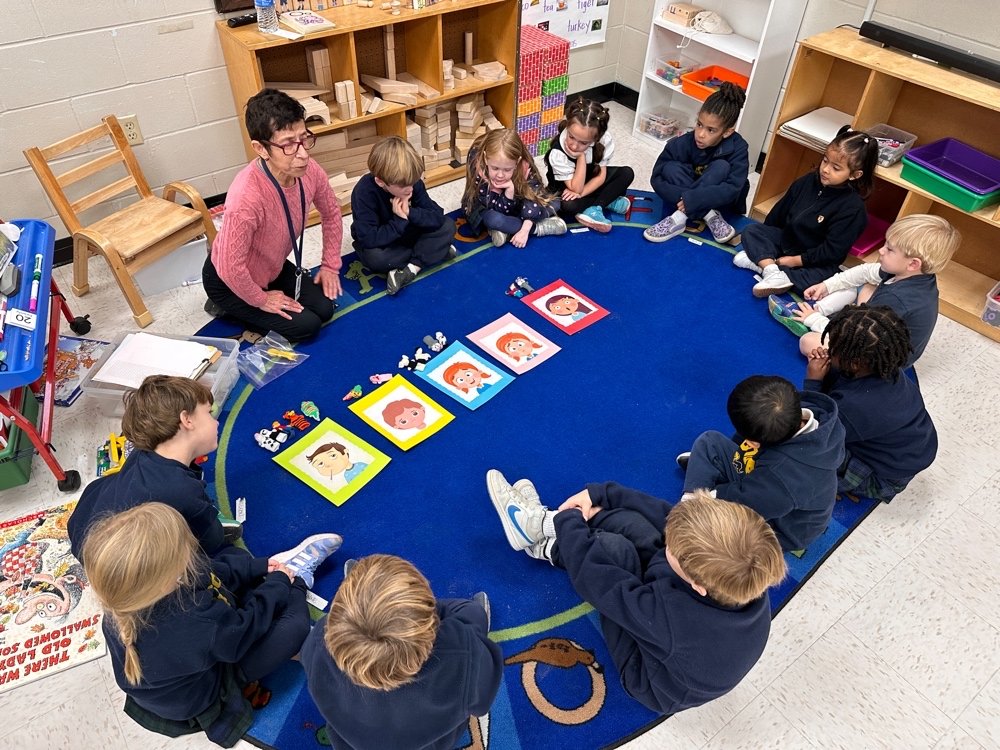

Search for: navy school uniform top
xmin=554 ymin=482 xmax=773 ymax=716
xmin=650 ymin=130 xmax=751 ymax=216
xmin=68 ymin=449 xmax=224 ymax=565
xmin=868 ymin=271 xmax=939 ymax=366
xmin=301 ymin=598 xmax=504 ymax=750
xmin=350 ymin=173 xmax=446 ymax=250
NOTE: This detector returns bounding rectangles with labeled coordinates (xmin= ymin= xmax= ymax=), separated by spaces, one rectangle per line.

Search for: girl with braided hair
xmin=803 ymin=305 xmax=937 ymax=502
xmin=544 ymin=95 xmax=635 ymax=232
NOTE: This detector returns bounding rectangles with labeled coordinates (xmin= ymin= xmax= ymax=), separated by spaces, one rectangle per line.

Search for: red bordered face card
xmin=520 ymin=279 xmax=610 ymax=335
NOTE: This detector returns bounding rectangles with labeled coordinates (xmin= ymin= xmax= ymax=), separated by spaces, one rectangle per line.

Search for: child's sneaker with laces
xmin=486 ymin=469 xmax=546 ymax=550
xmin=732 ymin=249 xmax=763 ymax=274
xmin=272 ymin=533 xmax=343 ymax=588
xmin=753 ymin=265 xmax=794 ymax=297
xmin=643 ymin=210 xmax=686 ymax=243
xmin=386 ymin=266 xmax=417 ymax=295
xmin=704 ymin=209 xmax=736 ymax=243
xmin=575 ymin=205 xmax=612 ymax=233
xmin=768 ymin=295 xmax=810 ymax=336
xmin=606 ymin=196 xmax=631 ymax=215
xmin=533 ymin=216 xmax=568 ymax=237
xmin=489 ymin=229 xmax=510 ymax=247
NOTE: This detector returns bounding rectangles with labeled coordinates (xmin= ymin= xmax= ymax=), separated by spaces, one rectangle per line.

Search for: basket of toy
xmin=638 ymin=109 xmax=690 ymax=141
xmin=654 ymin=55 xmax=694 ymax=87
xmin=680 ymin=65 xmax=749 ymax=102
xmin=868 ymin=123 xmax=917 ymax=167
xmin=983 ymin=280 xmax=1000 ymax=328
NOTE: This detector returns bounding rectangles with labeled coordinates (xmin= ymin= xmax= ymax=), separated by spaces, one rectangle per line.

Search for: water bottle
xmin=255 ymin=0 xmax=279 ymax=34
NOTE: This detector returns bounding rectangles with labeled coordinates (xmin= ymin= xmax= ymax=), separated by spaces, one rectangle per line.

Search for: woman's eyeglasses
xmin=262 ymin=132 xmax=317 ymax=155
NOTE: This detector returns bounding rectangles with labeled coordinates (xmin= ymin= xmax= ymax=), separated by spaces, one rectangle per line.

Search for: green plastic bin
xmin=900 ymin=157 xmax=1000 ymax=212
xmin=0 ymin=388 xmax=41 ymax=490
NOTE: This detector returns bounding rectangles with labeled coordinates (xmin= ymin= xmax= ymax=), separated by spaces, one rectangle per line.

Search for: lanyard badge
xmin=260 ymin=159 xmax=307 ymax=301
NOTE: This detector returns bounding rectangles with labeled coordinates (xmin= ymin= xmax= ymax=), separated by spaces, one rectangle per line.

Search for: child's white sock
xmin=542 ymin=510 xmax=558 ymax=538
xmin=814 ymin=287 xmax=859 ymax=316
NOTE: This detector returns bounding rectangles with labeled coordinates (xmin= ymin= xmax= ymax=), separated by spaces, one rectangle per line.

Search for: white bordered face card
xmin=467 ymin=312 xmax=561 ymax=375
xmin=348 ymin=375 xmax=453 ymax=450
xmin=415 ymin=341 xmax=514 ymax=409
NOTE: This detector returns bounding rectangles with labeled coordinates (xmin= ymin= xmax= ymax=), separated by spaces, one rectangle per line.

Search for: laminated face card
xmin=521 ymin=279 xmax=609 ymax=334
xmin=273 ymin=419 xmax=390 ymax=506
xmin=416 ymin=341 xmax=514 ymax=409
xmin=349 ymin=375 xmax=453 ymax=450
xmin=468 ymin=313 xmax=560 ymax=375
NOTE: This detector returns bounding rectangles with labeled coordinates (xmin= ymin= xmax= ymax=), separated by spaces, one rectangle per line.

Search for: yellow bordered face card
xmin=348 ymin=375 xmax=454 ymax=451
xmin=272 ymin=418 xmax=390 ymax=506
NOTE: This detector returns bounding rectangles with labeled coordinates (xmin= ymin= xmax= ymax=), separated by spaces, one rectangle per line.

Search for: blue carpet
xmin=197 ymin=193 xmax=878 ymax=750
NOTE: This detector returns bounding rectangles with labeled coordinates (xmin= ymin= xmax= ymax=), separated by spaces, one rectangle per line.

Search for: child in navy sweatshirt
xmin=677 ymin=375 xmax=846 ymax=551
xmin=351 ymin=136 xmax=456 ymax=295
xmin=301 ymin=554 xmax=503 ymax=750
xmin=84 ymin=503 xmax=341 ymax=747
xmin=737 ymin=126 xmax=878 ymax=298
xmin=487 ymin=472 xmax=786 ymax=716
xmin=69 ymin=375 xmax=234 ymax=565
xmin=804 ymin=305 xmax=937 ymax=502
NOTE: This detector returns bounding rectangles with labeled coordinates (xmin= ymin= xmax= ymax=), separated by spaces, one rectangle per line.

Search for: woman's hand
xmin=261 ymin=290 xmax=303 ymax=320
xmin=314 ymin=267 xmax=342 ymax=299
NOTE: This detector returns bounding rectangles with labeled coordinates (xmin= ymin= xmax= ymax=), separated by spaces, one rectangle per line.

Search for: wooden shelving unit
xmin=752 ymin=28 xmax=1000 ymax=343
xmin=215 ymin=0 xmax=518 ymax=213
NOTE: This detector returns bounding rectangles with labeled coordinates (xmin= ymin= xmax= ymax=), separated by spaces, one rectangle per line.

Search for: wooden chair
xmin=23 ymin=115 xmax=217 ymax=327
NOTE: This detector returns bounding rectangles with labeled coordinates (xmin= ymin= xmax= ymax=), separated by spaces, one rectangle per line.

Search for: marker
xmin=28 ymin=253 xmax=42 ymax=313
xmin=0 ymin=295 xmax=7 ymax=341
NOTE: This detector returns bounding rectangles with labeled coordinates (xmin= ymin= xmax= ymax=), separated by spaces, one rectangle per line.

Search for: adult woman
xmin=203 ymin=89 xmax=342 ymax=341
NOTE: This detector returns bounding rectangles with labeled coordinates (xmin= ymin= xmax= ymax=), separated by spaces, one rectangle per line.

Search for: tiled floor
xmin=2 ymin=102 xmax=998 ymax=749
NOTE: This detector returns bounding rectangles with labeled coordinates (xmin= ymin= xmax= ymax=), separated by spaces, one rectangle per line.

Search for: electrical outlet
xmin=120 ymin=114 xmax=144 ymax=146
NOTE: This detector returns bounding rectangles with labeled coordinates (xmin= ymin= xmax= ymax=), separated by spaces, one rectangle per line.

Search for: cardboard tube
xmin=464 ymin=31 xmax=473 ymax=65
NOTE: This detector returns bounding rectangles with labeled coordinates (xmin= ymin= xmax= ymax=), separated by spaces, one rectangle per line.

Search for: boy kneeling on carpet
xmin=487 ymin=472 xmax=786 ymax=716
xmin=351 ymin=136 xmax=457 ymax=295
xmin=301 ymin=554 xmax=503 ymax=750
xmin=69 ymin=375 xmax=237 ymax=565
xmin=85 ymin=503 xmax=342 ymax=748
xmin=676 ymin=375 xmax=845 ymax=552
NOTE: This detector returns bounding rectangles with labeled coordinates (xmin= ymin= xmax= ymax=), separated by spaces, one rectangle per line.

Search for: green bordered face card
xmin=273 ymin=418 xmax=390 ymax=506
xmin=349 ymin=374 xmax=454 ymax=450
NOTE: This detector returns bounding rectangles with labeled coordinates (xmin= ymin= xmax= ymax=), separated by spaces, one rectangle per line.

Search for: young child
xmin=645 ymin=82 xmax=749 ymax=244
xmin=462 ymin=128 xmax=567 ymax=248
xmin=84 ymin=503 xmax=341 ymax=746
xmin=804 ymin=306 xmax=937 ymax=502
xmin=676 ymin=375 xmax=845 ymax=551
xmin=351 ymin=136 xmax=457 ymax=295
xmin=486 ymin=471 xmax=786 ymax=716
xmin=774 ymin=213 xmax=961 ymax=367
xmin=736 ymin=126 xmax=878 ymax=297
xmin=382 ymin=399 xmax=426 ymax=431
xmin=442 ymin=362 xmax=493 ymax=395
xmin=68 ymin=375 xmax=234 ymax=565
xmin=544 ymin=96 xmax=635 ymax=232
xmin=301 ymin=554 xmax=503 ymax=750
xmin=307 ymin=442 xmax=369 ymax=484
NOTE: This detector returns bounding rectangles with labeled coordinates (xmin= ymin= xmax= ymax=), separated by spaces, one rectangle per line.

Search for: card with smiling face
xmin=416 ymin=341 xmax=514 ymax=409
xmin=521 ymin=279 xmax=609 ymax=334
xmin=349 ymin=375 xmax=453 ymax=450
xmin=468 ymin=313 xmax=561 ymax=375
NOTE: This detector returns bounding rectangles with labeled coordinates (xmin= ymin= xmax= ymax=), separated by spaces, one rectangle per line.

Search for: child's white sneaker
xmin=732 ymin=249 xmax=763 ymax=274
xmin=533 ymin=216 xmax=568 ymax=237
xmin=643 ymin=210 xmax=686 ymax=243
xmin=489 ymin=229 xmax=510 ymax=247
xmin=753 ymin=265 xmax=794 ymax=297
xmin=704 ymin=209 xmax=736 ymax=243
xmin=272 ymin=533 xmax=343 ymax=588
xmin=486 ymin=469 xmax=546 ymax=550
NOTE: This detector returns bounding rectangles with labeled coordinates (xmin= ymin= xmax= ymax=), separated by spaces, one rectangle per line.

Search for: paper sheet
xmin=92 ymin=332 xmax=217 ymax=388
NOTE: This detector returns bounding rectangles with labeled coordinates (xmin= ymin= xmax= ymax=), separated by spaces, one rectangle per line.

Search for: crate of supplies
xmin=638 ymin=109 xmax=690 ymax=142
xmin=133 ymin=236 xmax=208 ymax=297
xmin=983 ymin=280 xmax=1000 ymax=328
xmin=80 ymin=332 xmax=240 ymax=418
xmin=904 ymin=138 xmax=1000 ymax=195
xmin=654 ymin=56 xmax=694 ymax=87
xmin=0 ymin=387 xmax=41 ymax=490
xmin=868 ymin=123 xmax=917 ymax=167
xmin=680 ymin=65 xmax=749 ymax=102
xmin=900 ymin=157 xmax=1000 ymax=213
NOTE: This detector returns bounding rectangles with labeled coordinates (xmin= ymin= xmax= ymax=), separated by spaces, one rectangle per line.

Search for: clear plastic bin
xmin=868 ymin=123 xmax=917 ymax=167
xmin=654 ymin=56 xmax=694 ymax=87
xmin=983 ymin=280 xmax=1000 ymax=328
xmin=638 ymin=109 xmax=689 ymax=142
xmin=80 ymin=332 xmax=240 ymax=418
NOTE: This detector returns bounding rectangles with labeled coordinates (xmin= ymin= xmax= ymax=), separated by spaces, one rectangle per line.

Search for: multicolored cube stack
xmin=517 ymin=25 xmax=570 ymax=157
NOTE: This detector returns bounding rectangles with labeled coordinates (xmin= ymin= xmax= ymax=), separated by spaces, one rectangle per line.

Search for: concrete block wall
xmin=565 ymin=0 xmax=627 ymax=92
xmin=0 ymin=0 xmax=244 ymax=239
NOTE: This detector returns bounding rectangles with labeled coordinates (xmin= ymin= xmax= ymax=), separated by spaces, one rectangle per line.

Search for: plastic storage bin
xmin=868 ymin=123 xmax=917 ymax=167
xmin=80 ymin=332 xmax=240 ymax=418
xmin=983 ymin=281 xmax=1000 ymax=327
xmin=904 ymin=138 xmax=1000 ymax=194
xmin=654 ymin=55 xmax=694 ymax=86
xmin=0 ymin=387 xmax=41 ymax=490
xmin=133 ymin=236 xmax=208 ymax=297
xmin=638 ymin=110 xmax=690 ymax=141
xmin=900 ymin=157 xmax=1000 ymax=213
xmin=680 ymin=65 xmax=749 ymax=102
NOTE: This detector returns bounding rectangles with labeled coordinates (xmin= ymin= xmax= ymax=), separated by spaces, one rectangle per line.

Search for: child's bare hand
xmin=267 ymin=559 xmax=296 ymax=582
xmin=562 ymin=188 xmax=581 ymax=200
xmin=803 ymin=282 xmax=828 ymax=301
xmin=806 ymin=346 xmax=829 ymax=361
xmin=511 ymin=227 xmax=531 ymax=248
xmin=559 ymin=489 xmax=595 ymax=517
xmin=391 ymin=196 xmax=410 ymax=220
xmin=805 ymin=353 xmax=831 ymax=380
xmin=791 ymin=301 xmax=816 ymax=321
xmin=777 ymin=255 xmax=803 ymax=268
xmin=677 ymin=199 xmax=686 ymax=213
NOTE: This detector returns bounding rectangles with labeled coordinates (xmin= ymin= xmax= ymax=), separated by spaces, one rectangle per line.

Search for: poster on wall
xmin=521 ymin=0 xmax=611 ymax=49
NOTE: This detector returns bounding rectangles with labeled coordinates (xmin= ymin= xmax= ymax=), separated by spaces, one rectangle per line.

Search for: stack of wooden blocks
xmin=442 ymin=59 xmax=455 ymax=91
xmin=409 ymin=104 xmax=452 ymax=170
xmin=311 ymin=122 xmax=381 ymax=206
xmin=452 ymin=93 xmax=502 ymax=164
xmin=517 ymin=25 xmax=570 ymax=157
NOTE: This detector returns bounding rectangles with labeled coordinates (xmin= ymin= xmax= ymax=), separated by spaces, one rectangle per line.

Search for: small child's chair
xmin=23 ymin=115 xmax=217 ymax=327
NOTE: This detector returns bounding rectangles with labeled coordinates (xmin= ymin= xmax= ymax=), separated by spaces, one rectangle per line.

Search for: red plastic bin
xmin=680 ymin=65 xmax=749 ymax=102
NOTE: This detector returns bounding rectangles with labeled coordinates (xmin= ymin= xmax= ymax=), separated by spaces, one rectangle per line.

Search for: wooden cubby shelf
xmin=216 ymin=0 xmax=519 ymax=215
xmin=752 ymin=28 xmax=1000 ymax=343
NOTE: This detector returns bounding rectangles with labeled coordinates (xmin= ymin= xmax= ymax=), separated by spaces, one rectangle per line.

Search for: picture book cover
xmin=416 ymin=341 xmax=514 ymax=410
xmin=273 ymin=419 xmax=390 ymax=507
xmin=520 ymin=279 xmax=609 ymax=334
xmin=468 ymin=313 xmax=561 ymax=375
xmin=349 ymin=375 xmax=453 ymax=451
xmin=37 ymin=336 xmax=110 ymax=407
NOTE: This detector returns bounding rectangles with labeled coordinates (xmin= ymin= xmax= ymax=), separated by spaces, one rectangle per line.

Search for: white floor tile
xmin=934 ymin=723 xmax=986 ymax=749
xmin=702 ymin=693 xmax=816 ymax=750
xmin=958 ymin=669 xmax=1000 ymax=750
xmin=963 ymin=469 xmax=1000 ymax=530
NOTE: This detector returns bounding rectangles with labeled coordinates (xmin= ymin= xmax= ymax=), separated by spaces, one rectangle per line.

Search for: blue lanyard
xmin=260 ymin=158 xmax=306 ymax=300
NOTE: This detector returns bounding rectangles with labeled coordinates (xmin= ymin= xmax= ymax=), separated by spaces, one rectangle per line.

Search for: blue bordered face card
xmin=273 ymin=418 xmax=389 ymax=506
xmin=416 ymin=341 xmax=514 ymax=410
xmin=349 ymin=375 xmax=454 ymax=450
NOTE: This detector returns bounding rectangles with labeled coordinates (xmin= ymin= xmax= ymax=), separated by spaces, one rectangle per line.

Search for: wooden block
xmin=455 ymin=95 xmax=479 ymax=113
xmin=269 ymin=82 xmax=330 ymax=99
xmin=397 ymin=72 xmax=441 ymax=98
xmin=383 ymin=91 xmax=418 ymax=106
xmin=414 ymin=106 xmax=437 ymax=118
xmin=368 ymin=96 xmax=383 ymax=113
xmin=334 ymin=81 xmax=349 ymax=102
xmin=360 ymin=74 xmax=417 ymax=95
xmin=344 ymin=80 xmax=355 ymax=98
xmin=442 ymin=59 xmax=453 ymax=74
xmin=347 ymin=122 xmax=379 ymax=140
xmin=384 ymin=25 xmax=395 ymax=49
xmin=385 ymin=53 xmax=396 ymax=81
xmin=452 ymin=65 xmax=468 ymax=79
xmin=311 ymin=130 xmax=349 ymax=152
xmin=347 ymin=100 xmax=358 ymax=118
xmin=464 ymin=31 xmax=473 ymax=65
xmin=471 ymin=61 xmax=505 ymax=75
xmin=360 ymin=92 xmax=373 ymax=112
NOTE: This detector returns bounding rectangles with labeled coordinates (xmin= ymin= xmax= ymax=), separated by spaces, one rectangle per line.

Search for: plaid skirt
xmin=837 ymin=452 xmax=910 ymax=503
